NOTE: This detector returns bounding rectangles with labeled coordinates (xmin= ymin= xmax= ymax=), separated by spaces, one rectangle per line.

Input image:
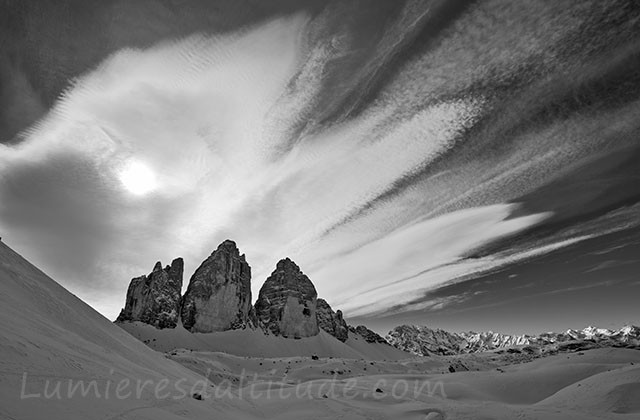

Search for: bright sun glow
xmin=117 ymin=160 xmax=158 ymax=195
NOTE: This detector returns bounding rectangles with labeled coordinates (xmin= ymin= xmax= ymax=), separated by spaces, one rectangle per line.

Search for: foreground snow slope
xmin=0 ymin=241 xmax=253 ymax=419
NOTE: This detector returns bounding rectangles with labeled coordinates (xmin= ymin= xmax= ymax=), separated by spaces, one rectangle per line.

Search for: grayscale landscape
xmin=1 ymin=1 xmax=639 ymax=419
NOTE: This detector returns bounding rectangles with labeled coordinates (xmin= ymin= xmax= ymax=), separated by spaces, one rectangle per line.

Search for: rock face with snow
xmin=254 ymin=258 xmax=319 ymax=338
xmin=612 ymin=325 xmax=640 ymax=343
xmin=349 ymin=325 xmax=389 ymax=345
xmin=116 ymin=258 xmax=184 ymax=329
xmin=316 ymin=298 xmax=349 ymax=342
xmin=386 ymin=325 xmax=466 ymax=356
xmin=181 ymin=240 xmax=255 ymax=333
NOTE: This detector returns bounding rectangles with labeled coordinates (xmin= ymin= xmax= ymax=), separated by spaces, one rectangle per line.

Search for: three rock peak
xmin=116 ymin=240 xmax=348 ymax=342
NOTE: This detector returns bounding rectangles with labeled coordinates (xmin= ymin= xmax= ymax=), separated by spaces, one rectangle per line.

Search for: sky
xmin=1 ymin=0 xmax=639 ymax=335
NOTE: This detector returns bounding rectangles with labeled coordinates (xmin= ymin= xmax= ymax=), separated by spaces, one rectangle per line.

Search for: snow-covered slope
xmin=117 ymin=320 xmax=411 ymax=360
xmin=0 ymin=241 xmax=253 ymax=419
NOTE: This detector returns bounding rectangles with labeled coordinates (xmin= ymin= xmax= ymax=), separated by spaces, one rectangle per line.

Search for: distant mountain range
xmin=386 ymin=324 xmax=640 ymax=356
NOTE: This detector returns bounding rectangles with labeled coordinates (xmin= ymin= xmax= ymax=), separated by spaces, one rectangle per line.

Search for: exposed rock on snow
xmin=254 ymin=258 xmax=319 ymax=338
xmin=181 ymin=240 xmax=255 ymax=332
xmin=116 ymin=258 xmax=183 ymax=328
xmin=316 ymin=298 xmax=349 ymax=342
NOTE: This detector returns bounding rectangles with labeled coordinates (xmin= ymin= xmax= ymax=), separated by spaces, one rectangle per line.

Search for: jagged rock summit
xmin=116 ymin=258 xmax=183 ymax=329
xmin=316 ymin=298 xmax=349 ymax=342
xmin=181 ymin=240 xmax=255 ymax=333
xmin=254 ymin=258 xmax=319 ymax=338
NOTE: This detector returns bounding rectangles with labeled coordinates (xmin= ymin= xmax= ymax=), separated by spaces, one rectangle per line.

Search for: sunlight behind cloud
xmin=117 ymin=159 xmax=157 ymax=195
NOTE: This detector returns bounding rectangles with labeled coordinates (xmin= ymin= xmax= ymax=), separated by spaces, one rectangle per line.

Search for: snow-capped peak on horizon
xmin=618 ymin=325 xmax=640 ymax=334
